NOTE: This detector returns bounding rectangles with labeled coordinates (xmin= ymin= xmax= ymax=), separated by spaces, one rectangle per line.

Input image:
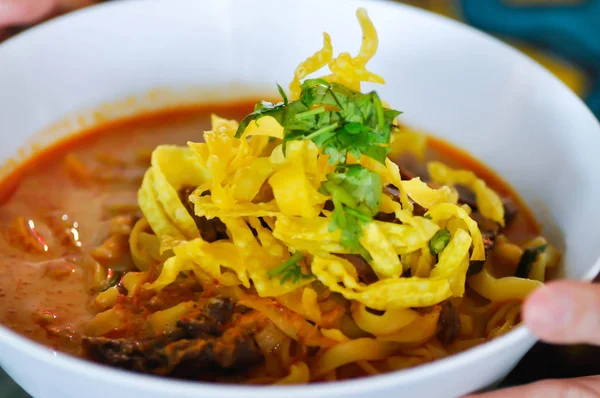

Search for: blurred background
xmin=1 ymin=0 xmax=599 ymax=119
xmin=0 ymin=0 xmax=599 ymax=396
xmin=397 ymin=0 xmax=600 ymax=119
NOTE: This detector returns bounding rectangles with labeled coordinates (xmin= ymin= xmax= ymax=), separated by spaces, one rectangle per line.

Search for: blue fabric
xmin=461 ymin=0 xmax=600 ymax=116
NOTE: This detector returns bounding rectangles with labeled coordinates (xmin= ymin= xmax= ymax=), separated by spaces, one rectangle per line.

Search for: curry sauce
xmin=0 ymin=103 xmax=540 ymax=375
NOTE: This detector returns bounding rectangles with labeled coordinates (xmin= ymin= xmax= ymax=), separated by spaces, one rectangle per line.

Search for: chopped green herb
xmin=430 ymin=228 xmax=451 ymax=255
xmin=267 ymin=252 xmax=312 ymax=285
xmin=235 ymin=80 xmax=401 ymax=164
xmin=276 ymin=83 xmax=288 ymax=106
xmin=330 ymin=202 xmax=369 ymax=256
xmin=328 ymin=164 xmax=383 ymax=215
xmin=237 ymin=80 xmax=401 ymax=262
xmin=320 ymin=165 xmax=382 ymax=259
xmin=514 ymin=244 xmax=548 ymax=278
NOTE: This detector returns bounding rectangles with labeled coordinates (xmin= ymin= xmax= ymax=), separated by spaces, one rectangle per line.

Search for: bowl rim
xmin=0 ymin=0 xmax=599 ymax=395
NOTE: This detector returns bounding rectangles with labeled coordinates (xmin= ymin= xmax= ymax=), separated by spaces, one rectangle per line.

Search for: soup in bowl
xmin=0 ymin=1 xmax=599 ymax=398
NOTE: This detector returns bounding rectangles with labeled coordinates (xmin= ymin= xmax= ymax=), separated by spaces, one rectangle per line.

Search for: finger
xmin=0 ymin=0 xmax=56 ymax=27
xmin=56 ymin=0 xmax=96 ymax=10
xmin=464 ymin=376 xmax=600 ymax=398
xmin=523 ymin=280 xmax=600 ymax=345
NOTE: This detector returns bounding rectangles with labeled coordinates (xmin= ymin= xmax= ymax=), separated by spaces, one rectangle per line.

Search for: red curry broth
xmin=0 ymin=102 xmax=538 ymax=357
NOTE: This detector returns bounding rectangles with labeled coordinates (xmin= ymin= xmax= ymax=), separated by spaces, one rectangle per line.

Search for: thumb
xmin=523 ymin=280 xmax=600 ymax=345
xmin=0 ymin=0 xmax=56 ymax=27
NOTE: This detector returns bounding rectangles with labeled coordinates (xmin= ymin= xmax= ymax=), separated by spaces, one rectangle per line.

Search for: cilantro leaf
xmin=236 ymin=101 xmax=286 ymax=137
xmin=330 ymin=204 xmax=366 ymax=250
xmin=235 ymin=80 xmax=401 ymax=165
xmin=323 ymin=145 xmax=346 ymax=165
xmin=320 ymin=165 xmax=382 ymax=259
xmin=235 ymin=80 xmax=401 ymax=263
xmin=267 ymin=252 xmax=312 ymax=285
xmin=326 ymin=164 xmax=382 ymax=216
xmin=277 ymin=83 xmax=288 ymax=106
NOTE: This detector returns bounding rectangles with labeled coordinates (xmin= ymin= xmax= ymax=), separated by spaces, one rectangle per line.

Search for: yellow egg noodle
xmin=83 ymin=7 xmax=561 ymax=383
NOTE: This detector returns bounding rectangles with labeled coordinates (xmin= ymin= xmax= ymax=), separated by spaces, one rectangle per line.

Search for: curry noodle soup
xmin=0 ymin=8 xmax=560 ymax=384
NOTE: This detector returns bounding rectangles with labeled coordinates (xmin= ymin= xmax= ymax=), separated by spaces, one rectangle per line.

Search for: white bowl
xmin=0 ymin=1 xmax=599 ymax=397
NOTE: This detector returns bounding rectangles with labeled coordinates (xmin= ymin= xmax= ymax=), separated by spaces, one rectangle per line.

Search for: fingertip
xmin=523 ymin=280 xmax=600 ymax=345
xmin=0 ymin=0 xmax=57 ymax=26
xmin=523 ymin=282 xmax=574 ymax=340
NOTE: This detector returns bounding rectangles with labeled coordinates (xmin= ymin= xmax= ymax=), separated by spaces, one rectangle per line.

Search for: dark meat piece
xmin=398 ymin=165 xmax=417 ymax=181
xmin=437 ymin=301 xmax=461 ymax=345
xmin=178 ymin=298 xmax=235 ymax=337
xmin=385 ymin=184 xmax=400 ymax=201
xmin=503 ymin=199 xmax=518 ymax=225
xmin=385 ymin=184 xmax=427 ymax=217
xmin=455 ymin=185 xmax=518 ymax=227
xmin=470 ymin=211 xmax=499 ymax=236
xmin=167 ymin=334 xmax=261 ymax=380
xmin=178 ymin=186 xmax=228 ymax=242
xmin=335 ymin=253 xmax=378 ymax=284
xmin=83 ymin=300 xmax=262 ymax=380
xmin=234 ymin=304 xmax=251 ymax=314
xmin=84 ymin=330 xmax=262 ymax=379
xmin=467 ymin=211 xmax=499 ymax=276
xmin=395 ymin=153 xmax=429 ymax=181
xmin=177 ymin=316 xmax=222 ymax=338
xmin=374 ymin=212 xmax=396 ymax=223
xmin=323 ymin=200 xmax=334 ymax=211
xmin=455 ymin=185 xmax=516 ymax=275
xmin=204 ymin=298 xmax=234 ymax=324
xmin=411 ymin=204 xmax=428 ymax=218
xmin=455 ymin=185 xmax=477 ymax=209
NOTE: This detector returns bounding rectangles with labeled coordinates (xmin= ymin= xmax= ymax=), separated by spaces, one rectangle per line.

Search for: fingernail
xmin=525 ymin=286 xmax=573 ymax=332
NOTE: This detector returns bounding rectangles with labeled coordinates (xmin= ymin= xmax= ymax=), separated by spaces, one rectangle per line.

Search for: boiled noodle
xmin=76 ymin=6 xmax=561 ymax=384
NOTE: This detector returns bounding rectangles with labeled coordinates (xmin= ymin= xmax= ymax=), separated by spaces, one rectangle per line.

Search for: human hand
xmin=0 ymin=0 xmax=57 ymax=29
xmin=0 ymin=0 xmax=96 ymax=41
xmin=466 ymin=280 xmax=600 ymax=397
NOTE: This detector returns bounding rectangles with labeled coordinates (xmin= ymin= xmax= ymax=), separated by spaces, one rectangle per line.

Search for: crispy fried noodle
xmin=81 ymin=8 xmax=561 ymax=384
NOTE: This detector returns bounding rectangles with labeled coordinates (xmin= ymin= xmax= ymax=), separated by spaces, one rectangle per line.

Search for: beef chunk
xmin=335 ymin=253 xmax=378 ymax=284
xmin=178 ymin=186 xmax=228 ymax=242
xmin=83 ymin=300 xmax=262 ymax=380
xmin=437 ymin=301 xmax=461 ymax=345
xmin=503 ymin=199 xmax=518 ymax=225
xmin=456 ymin=184 xmax=518 ymax=227
xmin=467 ymin=211 xmax=499 ymax=276
xmin=177 ymin=316 xmax=222 ymax=338
xmin=204 ymin=298 xmax=234 ymax=324
xmin=398 ymin=165 xmax=417 ymax=181
xmin=482 ymin=230 xmax=497 ymax=254
xmin=385 ymin=184 xmax=427 ymax=217
xmin=411 ymin=203 xmax=428 ymax=217
xmin=323 ymin=200 xmax=334 ymax=211
xmin=84 ymin=331 xmax=262 ymax=379
xmin=455 ymin=185 xmax=477 ymax=209
xmin=385 ymin=184 xmax=401 ymax=201
xmin=177 ymin=298 xmax=234 ymax=338
xmin=396 ymin=154 xmax=429 ymax=181
xmin=467 ymin=238 xmax=493 ymax=276
xmin=374 ymin=211 xmax=396 ymax=223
